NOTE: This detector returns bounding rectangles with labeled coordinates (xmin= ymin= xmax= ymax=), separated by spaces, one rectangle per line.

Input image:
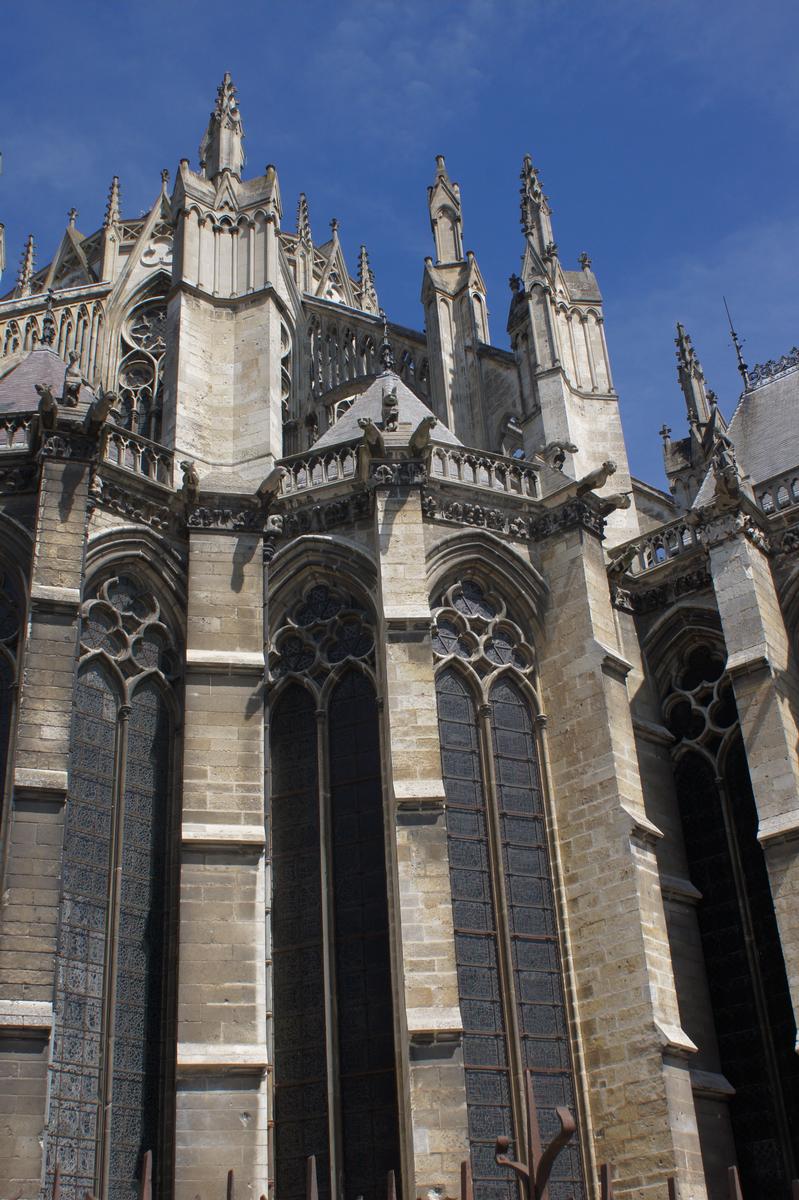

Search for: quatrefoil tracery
xmin=663 ymin=644 xmax=738 ymax=762
xmin=80 ymin=574 xmax=177 ymax=682
xmin=432 ymin=578 xmax=536 ymax=680
xmin=271 ymin=584 xmax=375 ymax=681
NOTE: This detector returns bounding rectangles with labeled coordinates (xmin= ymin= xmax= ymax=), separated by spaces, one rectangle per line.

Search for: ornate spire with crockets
xmin=296 ymin=192 xmax=312 ymax=246
xmin=675 ymin=321 xmax=713 ymax=427
xmin=16 ymin=234 xmax=35 ymax=297
xmin=358 ymin=244 xmax=379 ymax=314
xmin=104 ymin=176 xmax=121 ymax=228
xmin=199 ymin=72 xmax=245 ymax=180
xmin=519 ymin=153 xmax=555 ymax=261
xmin=427 ymin=154 xmax=464 ymax=264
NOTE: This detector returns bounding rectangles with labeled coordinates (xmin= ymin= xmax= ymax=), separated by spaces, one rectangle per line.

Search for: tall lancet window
xmin=269 ymin=584 xmax=401 ymax=1200
xmin=432 ymin=579 xmax=585 ymax=1200
xmin=47 ymin=573 xmax=179 ymax=1200
xmin=117 ymin=284 xmax=168 ymax=443
xmin=663 ymin=645 xmax=799 ymax=1195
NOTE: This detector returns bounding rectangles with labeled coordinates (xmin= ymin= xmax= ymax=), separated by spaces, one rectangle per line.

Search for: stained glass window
xmin=47 ymin=575 xmax=178 ymax=1200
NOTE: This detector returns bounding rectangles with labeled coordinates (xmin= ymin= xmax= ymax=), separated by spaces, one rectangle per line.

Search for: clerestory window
xmin=432 ymin=578 xmax=585 ymax=1200
xmin=269 ymin=585 xmax=401 ymax=1200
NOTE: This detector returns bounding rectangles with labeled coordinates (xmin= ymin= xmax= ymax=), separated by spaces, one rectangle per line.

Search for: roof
xmin=694 ymin=366 xmax=799 ymax=506
xmin=311 ymin=371 xmax=462 ymax=450
xmin=0 ymin=346 xmax=96 ymax=413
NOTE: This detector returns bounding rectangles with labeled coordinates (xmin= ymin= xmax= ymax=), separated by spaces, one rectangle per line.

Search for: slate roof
xmin=694 ymin=366 xmax=799 ymax=506
xmin=0 ymin=347 xmax=96 ymax=413
xmin=311 ymin=371 xmax=462 ymax=450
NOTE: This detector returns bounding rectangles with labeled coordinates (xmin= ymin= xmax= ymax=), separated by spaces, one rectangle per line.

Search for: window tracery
xmin=432 ymin=578 xmax=584 ymax=1200
xmin=117 ymin=292 xmax=168 ymax=443
xmin=47 ymin=572 xmax=178 ymax=1200
xmin=269 ymin=583 xmax=399 ymax=1200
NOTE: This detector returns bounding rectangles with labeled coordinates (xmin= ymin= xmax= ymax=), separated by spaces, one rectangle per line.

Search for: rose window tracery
xmin=271 ymin=583 xmax=374 ymax=682
xmin=432 ymin=578 xmax=536 ymax=679
xmin=116 ymin=296 xmax=168 ymax=443
xmin=80 ymin=574 xmax=177 ymax=683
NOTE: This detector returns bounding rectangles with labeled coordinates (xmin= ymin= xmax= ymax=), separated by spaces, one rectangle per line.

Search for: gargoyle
xmin=358 ymin=416 xmax=386 ymax=457
xmin=382 ymin=385 xmax=399 ymax=432
xmin=85 ymin=388 xmax=117 ymax=433
xmin=35 ymin=383 xmax=58 ymax=430
xmin=409 ymin=415 xmax=437 ymax=457
xmin=180 ymin=459 xmax=200 ymax=506
xmin=63 ymin=351 xmax=82 ymax=407
xmin=711 ymin=434 xmax=741 ymax=503
xmin=607 ymin=542 xmax=637 ymax=576
xmin=534 ymin=439 xmax=578 ymax=471
xmin=597 ymin=491 xmax=632 ymax=516
xmin=576 ymin=459 xmax=616 ymax=495
xmin=256 ymin=465 xmax=287 ymax=502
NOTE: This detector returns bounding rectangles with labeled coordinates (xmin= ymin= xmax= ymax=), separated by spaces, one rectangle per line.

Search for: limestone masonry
xmin=0 ymin=74 xmax=798 ymax=1200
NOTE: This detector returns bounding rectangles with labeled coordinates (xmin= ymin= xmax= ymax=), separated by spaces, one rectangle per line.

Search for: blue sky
xmin=1 ymin=0 xmax=797 ymax=488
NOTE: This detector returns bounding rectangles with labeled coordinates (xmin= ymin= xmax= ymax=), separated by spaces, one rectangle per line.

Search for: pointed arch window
xmin=117 ymin=284 xmax=168 ymax=443
xmin=432 ymin=579 xmax=585 ymax=1200
xmin=269 ymin=585 xmax=401 ymax=1200
xmin=47 ymin=573 xmax=179 ymax=1200
xmin=663 ymin=645 xmax=799 ymax=1194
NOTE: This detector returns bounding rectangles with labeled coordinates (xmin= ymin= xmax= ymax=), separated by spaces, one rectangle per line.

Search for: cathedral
xmin=0 ymin=74 xmax=798 ymax=1200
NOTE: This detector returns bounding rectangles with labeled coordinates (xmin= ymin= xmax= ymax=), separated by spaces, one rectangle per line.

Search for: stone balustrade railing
xmin=757 ymin=470 xmax=799 ymax=515
xmin=279 ymin=447 xmax=358 ymax=496
xmin=430 ymin=446 xmax=539 ymax=498
xmin=612 ymin=517 xmax=702 ymax=576
xmin=103 ymin=425 xmax=174 ymax=487
xmin=0 ymin=413 xmax=34 ymax=451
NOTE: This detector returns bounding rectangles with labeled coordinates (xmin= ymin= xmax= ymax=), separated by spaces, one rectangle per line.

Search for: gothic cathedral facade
xmin=0 ymin=76 xmax=798 ymax=1200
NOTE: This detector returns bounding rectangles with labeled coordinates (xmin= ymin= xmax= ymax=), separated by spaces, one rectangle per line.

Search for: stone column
xmin=534 ymin=504 xmax=707 ymax=1198
xmin=0 ymin=432 xmax=95 ymax=1194
xmin=174 ymin=513 xmax=269 ymax=1200
xmin=703 ymin=510 xmax=799 ymax=1016
xmin=372 ymin=474 xmax=469 ymax=1199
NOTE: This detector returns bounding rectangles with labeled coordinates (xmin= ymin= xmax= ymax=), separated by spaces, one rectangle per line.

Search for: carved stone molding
xmin=187 ymin=503 xmax=264 ymax=532
xmin=695 ymin=507 xmax=770 ymax=554
xmin=279 ymin=489 xmax=372 ymax=537
xmin=528 ymin=497 xmax=604 ymax=541
xmin=612 ymin=562 xmax=712 ymax=614
xmin=90 ymin=474 xmax=173 ymax=532
xmin=0 ymin=463 xmax=36 ymax=493
xmin=367 ymin=459 xmax=427 ymax=487
xmin=39 ymin=430 xmax=99 ymax=463
xmin=420 ymin=489 xmax=529 ymax=539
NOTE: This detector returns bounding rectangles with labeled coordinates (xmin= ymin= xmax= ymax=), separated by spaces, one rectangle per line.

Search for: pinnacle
xmin=104 ymin=176 xmax=121 ymax=227
xmin=296 ymin=193 xmax=312 ymax=245
xmin=16 ymin=234 xmax=35 ymax=296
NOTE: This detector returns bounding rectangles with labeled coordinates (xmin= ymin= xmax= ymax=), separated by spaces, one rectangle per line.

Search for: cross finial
xmin=659 ymin=424 xmax=671 ymax=442
xmin=161 ymin=168 xmax=170 ymax=186
xmin=67 ymin=208 xmax=78 ymax=228
xmin=509 ymin=273 xmax=521 ymax=294
xmin=579 ymin=251 xmax=592 ymax=269
xmin=330 ymin=217 xmax=339 ymax=236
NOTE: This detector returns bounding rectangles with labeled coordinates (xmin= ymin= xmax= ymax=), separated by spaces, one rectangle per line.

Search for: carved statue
xmin=381 ymin=385 xmax=399 ymax=432
xmin=607 ymin=543 xmax=638 ymax=577
xmin=180 ymin=459 xmax=200 ymax=506
xmin=35 ymin=383 xmax=58 ymax=430
xmin=63 ymin=351 xmax=82 ymax=406
xmin=598 ymin=491 xmax=633 ymax=516
xmin=358 ymin=417 xmax=386 ymax=457
xmin=576 ymin=459 xmax=616 ymax=495
xmin=534 ymin=439 xmax=578 ymax=471
xmin=711 ymin=434 xmax=741 ymax=503
xmin=409 ymin=415 xmax=437 ymax=457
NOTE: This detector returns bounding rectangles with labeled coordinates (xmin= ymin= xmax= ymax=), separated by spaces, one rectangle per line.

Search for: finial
xmin=675 ymin=321 xmax=703 ymax=379
xmin=723 ymin=297 xmax=750 ymax=389
xmin=435 ymin=154 xmax=448 ymax=177
xmin=358 ymin=245 xmax=378 ymax=313
xmin=330 ymin=217 xmax=339 ymax=237
xmin=378 ymin=308 xmax=395 ymax=372
xmin=17 ymin=234 xmax=36 ymax=296
xmin=67 ymin=208 xmax=78 ymax=229
xmin=104 ymin=176 xmax=121 ymax=227
xmin=509 ymin=273 xmax=521 ymax=294
xmin=40 ymin=290 xmax=56 ymax=347
xmin=659 ymin=423 xmax=671 ymax=443
xmin=296 ymin=193 xmax=312 ymax=245
xmin=161 ymin=167 xmax=170 ymax=187
xmin=199 ymin=72 xmax=245 ymax=180
xmin=520 ymin=153 xmax=545 ymax=233
xmin=579 ymin=251 xmax=592 ymax=270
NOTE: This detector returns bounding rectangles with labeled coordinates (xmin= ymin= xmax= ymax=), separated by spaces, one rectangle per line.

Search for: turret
xmin=199 ymin=72 xmax=245 ymax=181
xmin=422 ymin=156 xmax=489 ymax=445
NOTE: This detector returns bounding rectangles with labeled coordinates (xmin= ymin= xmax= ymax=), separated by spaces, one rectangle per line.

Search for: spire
xmin=675 ymin=322 xmax=712 ymax=427
xmin=199 ymin=72 xmax=245 ymax=181
xmin=427 ymin=154 xmax=464 ymax=264
xmin=296 ymin=193 xmax=312 ymax=246
xmin=104 ymin=176 xmax=121 ymax=227
xmin=358 ymin=245 xmax=379 ymax=314
xmin=724 ymin=297 xmax=750 ymax=390
xmin=519 ymin=153 xmax=555 ymax=260
xmin=16 ymin=234 xmax=35 ymax=297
